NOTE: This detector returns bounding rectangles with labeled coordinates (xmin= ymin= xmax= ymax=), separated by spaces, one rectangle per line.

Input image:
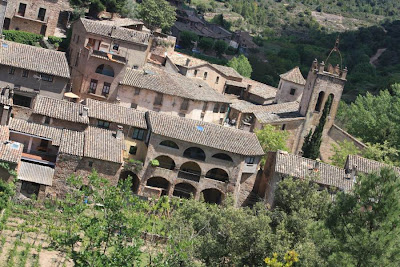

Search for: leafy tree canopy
xmin=137 ymin=0 xmax=176 ymax=32
xmin=256 ymin=124 xmax=289 ymax=165
xmin=227 ymin=54 xmax=253 ymax=78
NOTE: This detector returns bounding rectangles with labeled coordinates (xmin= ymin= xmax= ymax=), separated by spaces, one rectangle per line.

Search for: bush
xmin=180 ymin=31 xmax=199 ymax=49
xmin=3 ymin=30 xmax=42 ymax=45
xmin=214 ymin=40 xmax=228 ymax=57
xmin=48 ymin=36 xmax=63 ymax=48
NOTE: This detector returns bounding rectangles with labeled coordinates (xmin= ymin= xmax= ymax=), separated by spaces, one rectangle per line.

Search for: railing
xmin=177 ymin=170 xmax=201 ymax=182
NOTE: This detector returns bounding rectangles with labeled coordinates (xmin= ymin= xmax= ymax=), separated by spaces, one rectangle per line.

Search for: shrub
xmin=150 ymin=159 xmax=160 ymax=167
xmin=48 ymin=36 xmax=63 ymax=48
xmin=3 ymin=30 xmax=42 ymax=45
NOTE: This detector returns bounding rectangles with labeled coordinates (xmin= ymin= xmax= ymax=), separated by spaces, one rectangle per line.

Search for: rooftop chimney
xmin=116 ymin=125 xmax=124 ymax=139
xmin=314 ymin=158 xmax=321 ymax=171
xmin=185 ymin=58 xmax=191 ymax=67
xmin=8 ymin=87 xmax=13 ymax=99
xmin=351 ymin=164 xmax=357 ymax=183
xmin=82 ymin=106 xmax=89 ymax=117
xmin=319 ymin=61 xmax=325 ymax=73
xmin=246 ymin=84 xmax=252 ymax=92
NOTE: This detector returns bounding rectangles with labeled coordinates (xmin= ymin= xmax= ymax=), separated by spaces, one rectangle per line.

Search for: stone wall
xmin=275 ymin=79 xmax=304 ymax=104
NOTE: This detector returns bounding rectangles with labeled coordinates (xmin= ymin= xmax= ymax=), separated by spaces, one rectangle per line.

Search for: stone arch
xmin=212 ymin=153 xmax=233 ymax=162
xmin=173 ymin=183 xmax=196 ymax=199
xmin=154 ymin=155 xmax=176 ymax=170
xmin=119 ymin=170 xmax=140 ymax=194
xmin=183 ymin=147 xmax=206 ymax=161
xmin=159 ymin=140 xmax=179 ymax=149
xmin=95 ymin=64 xmax=115 ymax=77
xmin=146 ymin=177 xmax=170 ymax=196
xmin=205 ymin=168 xmax=229 ymax=182
xmin=202 ymin=188 xmax=224 ymax=204
xmin=327 ymin=93 xmax=335 ymax=114
xmin=315 ymin=91 xmax=325 ymax=112
xmin=178 ymin=161 xmax=202 ymax=182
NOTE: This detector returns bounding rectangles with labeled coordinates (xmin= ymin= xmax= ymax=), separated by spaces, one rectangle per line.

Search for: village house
xmin=69 ymin=18 xmax=152 ymax=102
xmin=0 ymin=124 xmax=22 ymax=183
xmin=118 ymin=65 xmax=231 ymax=124
xmin=3 ymin=0 xmax=70 ymax=36
xmin=0 ymin=40 xmax=70 ymax=106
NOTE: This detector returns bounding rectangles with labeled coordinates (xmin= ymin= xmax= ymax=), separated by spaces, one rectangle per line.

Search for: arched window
xmin=173 ymin=183 xmax=196 ymax=199
xmin=160 ymin=140 xmax=179 ymax=149
xmin=146 ymin=177 xmax=170 ymax=196
xmin=315 ymin=91 xmax=325 ymax=112
xmin=95 ymin=64 xmax=114 ymax=77
xmin=212 ymin=153 xmax=233 ymax=162
xmin=178 ymin=161 xmax=201 ymax=182
xmin=119 ymin=171 xmax=140 ymax=193
xmin=205 ymin=168 xmax=229 ymax=182
xmin=202 ymin=188 xmax=223 ymax=204
xmin=154 ymin=155 xmax=175 ymax=170
xmin=183 ymin=147 xmax=206 ymax=161
xmin=327 ymin=94 xmax=334 ymax=114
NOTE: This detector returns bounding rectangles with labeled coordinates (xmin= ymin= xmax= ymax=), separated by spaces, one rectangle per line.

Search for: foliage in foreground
xmin=255 ymin=124 xmax=289 ymax=165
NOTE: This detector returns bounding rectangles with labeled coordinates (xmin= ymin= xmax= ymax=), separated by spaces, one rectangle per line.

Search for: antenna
xmin=325 ymin=36 xmax=343 ymax=70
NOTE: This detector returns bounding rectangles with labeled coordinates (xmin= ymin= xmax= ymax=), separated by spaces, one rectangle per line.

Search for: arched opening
xmin=212 ymin=153 xmax=233 ymax=162
xmin=173 ymin=183 xmax=196 ymax=199
xmin=183 ymin=147 xmax=206 ymax=161
xmin=205 ymin=168 xmax=229 ymax=182
xmin=327 ymin=93 xmax=334 ymax=115
xmin=315 ymin=91 xmax=325 ymax=112
xmin=160 ymin=140 xmax=179 ymax=149
xmin=202 ymin=188 xmax=223 ymax=204
xmin=146 ymin=177 xmax=170 ymax=196
xmin=154 ymin=155 xmax=175 ymax=170
xmin=119 ymin=171 xmax=140 ymax=194
xmin=95 ymin=64 xmax=115 ymax=77
xmin=178 ymin=161 xmax=201 ymax=182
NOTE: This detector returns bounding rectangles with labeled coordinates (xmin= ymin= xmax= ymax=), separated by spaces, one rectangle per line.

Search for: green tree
xmin=198 ymin=37 xmax=214 ymax=52
xmin=302 ymin=94 xmax=333 ymax=159
xmin=329 ymin=140 xmax=361 ymax=167
xmin=255 ymin=124 xmax=289 ymax=165
xmin=214 ymin=40 xmax=228 ymax=57
xmin=179 ymin=31 xmax=199 ymax=49
xmin=227 ymin=54 xmax=253 ymax=78
xmin=362 ymin=141 xmax=400 ymax=166
xmin=137 ymin=0 xmax=176 ymax=32
xmin=325 ymin=168 xmax=400 ymax=266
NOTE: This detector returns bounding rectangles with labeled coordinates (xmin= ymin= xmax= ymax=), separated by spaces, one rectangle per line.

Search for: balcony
xmin=90 ymin=49 xmax=127 ymax=65
xmin=13 ymin=10 xmax=49 ymax=24
xmin=177 ymin=170 xmax=201 ymax=182
xmin=21 ymin=151 xmax=56 ymax=166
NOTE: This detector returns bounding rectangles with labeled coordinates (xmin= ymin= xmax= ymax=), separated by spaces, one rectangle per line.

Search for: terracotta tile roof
xmin=243 ymin=78 xmax=277 ymax=99
xmin=254 ymin=111 xmax=304 ymax=124
xmin=84 ymin=126 xmax=124 ymax=163
xmin=0 ymin=125 xmax=9 ymax=140
xmin=0 ymin=41 xmax=70 ymax=78
xmin=211 ymin=64 xmax=242 ymax=79
xmin=86 ymin=98 xmax=147 ymax=129
xmin=33 ymin=96 xmax=89 ymax=124
xmin=59 ymin=129 xmax=84 ymax=157
xmin=167 ymin=52 xmax=206 ymax=68
xmin=147 ymin=111 xmax=264 ymax=156
xmin=9 ymin=118 xmax=63 ymax=146
xmin=80 ymin=18 xmax=151 ymax=45
xmin=0 ymin=140 xmax=23 ymax=164
xmin=0 ymin=95 xmax=13 ymax=106
xmin=121 ymin=67 xmax=231 ymax=103
xmin=18 ymin=161 xmax=54 ymax=186
xmin=280 ymin=67 xmax=306 ymax=85
xmin=273 ymin=151 xmax=353 ymax=191
xmin=231 ymin=100 xmax=299 ymax=114
xmin=345 ymin=155 xmax=400 ymax=175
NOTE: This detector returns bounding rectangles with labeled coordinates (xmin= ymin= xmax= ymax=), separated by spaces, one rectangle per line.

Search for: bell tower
xmin=296 ymin=38 xmax=348 ymax=153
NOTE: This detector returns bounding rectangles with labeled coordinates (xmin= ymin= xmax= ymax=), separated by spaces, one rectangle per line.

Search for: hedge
xmin=3 ymin=30 xmax=42 ymax=45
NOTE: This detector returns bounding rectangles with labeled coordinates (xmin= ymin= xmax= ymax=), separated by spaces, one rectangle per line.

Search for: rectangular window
xmin=22 ymin=69 xmax=29 ymax=78
xmin=129 ymin=145 xmax=137 ymax=155
xmin=216 ymin=76 xmax=220 ymax=84
xmin=89 ymin=79 xmax=98 ymax=93
xmin=88 ymin=161 xmax=93 ymax=167
xmin=76 ymin=35 xmax=80 ymax=44
xmin=245 ymin=157 xmax=255 ymax=164
xmin=131 ymin=103 xmax=138 ymax=109
xmin=102 ymin=82 xmax=111 ymax=96
xmin=281 ymin=124 xmax=287 ymax=130
xmin=213 ymin=103 xmax=220 ymax=113
xmin=38 ymin=8 xmax=46 ymax=21
xmin=290 ymin=88 xmax=296 ymax=95
xmin=72 ymin=34 xmax=76 ymax=43
xmin=134 ymin=88 xmax=140 ymax=95
xmin=179 ymin=113 xmax=186 ymax=117
xmin=17 ymin=3 xmax=26 ymax=16
xmin=40 ymin=73 xmax=53 ymax=82
xmin=202 ymin=102 xmax=208 ymax=112
xmin=132 ymin=128 xmax=145 ymax=141
xmin=44 ymin=116 xmax=51 ymax=124
xmin=220 ymin=104 xmax=227 ymax=113
xmin=97 ymin=120 xmax=110 ymax=129
xmin=194 ymin=69 xmax=198 ymax=76
xmin=154 ymin=93 xmax=163 ymax=106
xmin=112 ymin=43 xmax=119 ymax=51
xmin=180 ymin=99 xmax=189 ymax=111
xmin=9 ymin=67 xmax=15 ymax=75
xmin=75 ymin=51 xmax=80 ymax=67
xmin=87 ymin=38 xmax=96 ymax=48
xmin=203 ymin=72 xmax=208 ymax=80
xmin=13 ymin=94 xmax=32 ymax=108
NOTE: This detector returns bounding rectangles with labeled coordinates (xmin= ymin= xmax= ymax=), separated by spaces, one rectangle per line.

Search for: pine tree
xmin=302 ymin=95 xmax=333 ymax=159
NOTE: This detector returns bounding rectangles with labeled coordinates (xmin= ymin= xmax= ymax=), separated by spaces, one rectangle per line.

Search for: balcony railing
xmin=177 ymin=170 xmax=201 ymax=182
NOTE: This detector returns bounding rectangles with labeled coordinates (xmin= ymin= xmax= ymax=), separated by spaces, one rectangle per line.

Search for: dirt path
xmin=370 ymin=48 xmax=387 ymax=66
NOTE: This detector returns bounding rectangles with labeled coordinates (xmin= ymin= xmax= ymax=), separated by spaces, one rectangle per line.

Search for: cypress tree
xmin=302 ymin=95 xmax=333 ymax=159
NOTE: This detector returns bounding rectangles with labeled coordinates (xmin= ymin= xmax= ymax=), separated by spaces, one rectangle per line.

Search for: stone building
xmin=118 ymin=65 xmax=231 ymax=124
xmin=0 ymin=124 xmax=22 ymax=182
xmin=3 ymin=0 xmax=70 ymax=36
xmin=0 ymin=40 xmax=70 ymax=106
xmin=136 ymin=111 xmax=264 ymax=206
xmin=69 ymin=18 xmax=151 ymax=102
xmin=275 ymin=67 xmax=306 ymax=104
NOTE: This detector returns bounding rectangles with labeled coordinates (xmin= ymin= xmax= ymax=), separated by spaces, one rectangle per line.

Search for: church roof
xmin=280 ymin=67 xmax=306 ymax=85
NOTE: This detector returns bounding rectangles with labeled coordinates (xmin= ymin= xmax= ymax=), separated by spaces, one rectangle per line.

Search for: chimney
xmin=314 ymin=158 xmax=321 ymax=171
xmin=351 ymin=164 xmax=357 ymax=183
xmin=116 ymin=125 xmax=124 ymax=139
xmin=319 ymin=61 xmax=325 ymax=73
xmin=8 ymin=87 xmax=13 ymax=99
xmin=246 ymin=84 xmax=252 ymax=92
xmin=82 ymin=106 xmax=89 ymax=117
xmin=341 ymin=67 xmax=348 ymax=80
xmin=185 ymin=58 xmax=191 ymax=67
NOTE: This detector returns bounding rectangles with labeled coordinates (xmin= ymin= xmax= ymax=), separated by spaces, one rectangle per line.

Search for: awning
xmin=18 ymin=161 xmax=54 ymax=186
xmin=64 ymin=92 xmax=79 ymax=99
